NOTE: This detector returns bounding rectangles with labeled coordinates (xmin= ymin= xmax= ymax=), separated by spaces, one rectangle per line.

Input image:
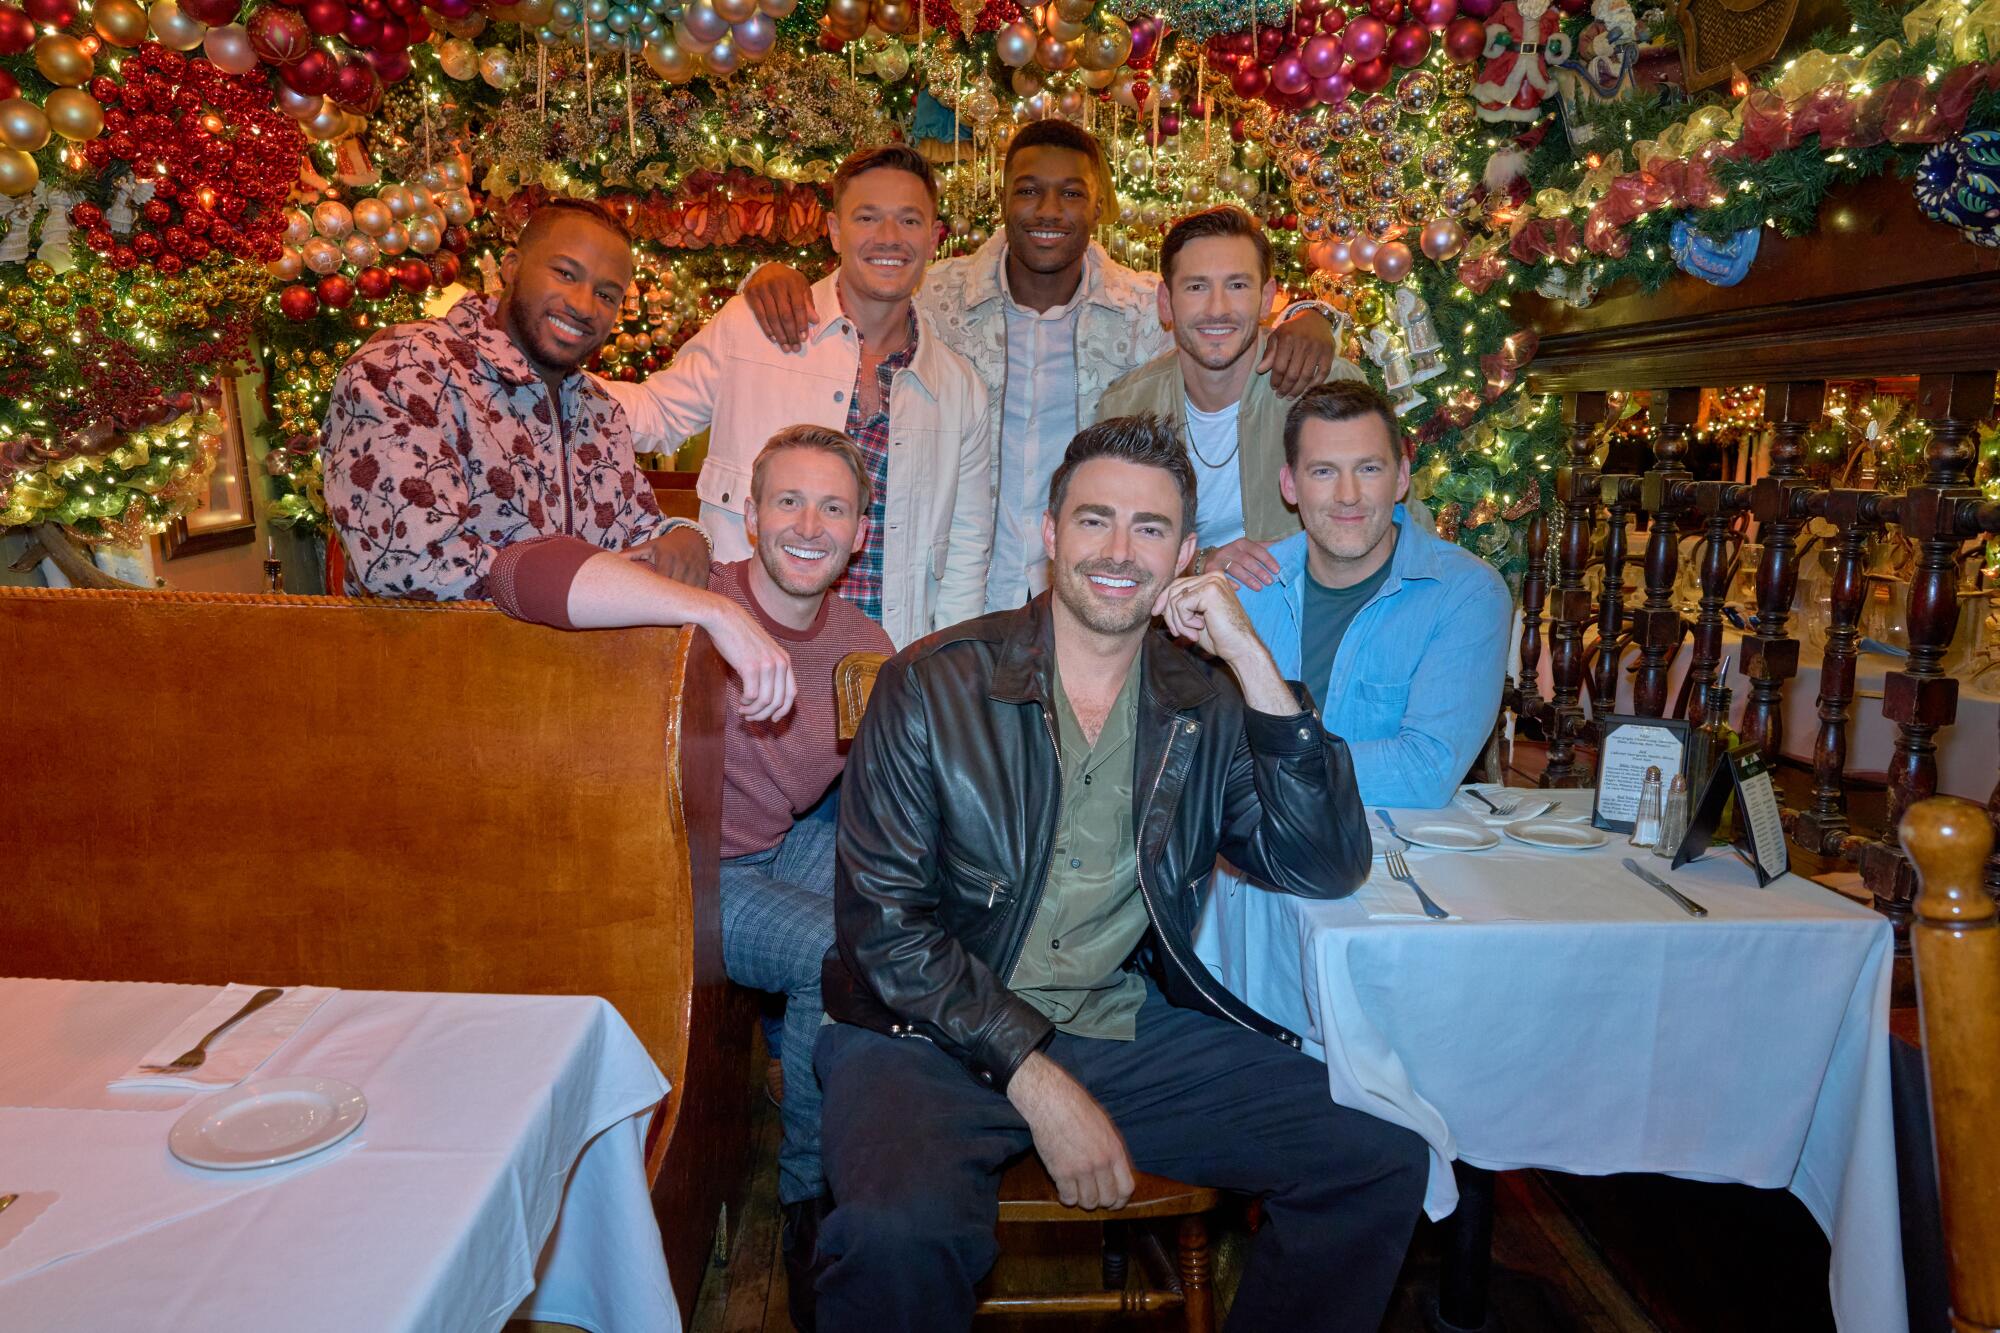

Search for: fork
xmin=140 ymin=987 xmax=285 ymax=1072
xmin=1383 ymin=850 xmax=1452 ymax=920
xmin=1466 ymin=787 xmax=1529 ymax=817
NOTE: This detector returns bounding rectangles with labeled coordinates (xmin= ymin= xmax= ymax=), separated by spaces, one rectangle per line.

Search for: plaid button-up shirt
xmin=832 ymin=313 xmax=919 ymax=624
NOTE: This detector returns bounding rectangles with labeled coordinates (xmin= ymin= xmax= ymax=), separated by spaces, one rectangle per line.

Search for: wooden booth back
xmin=0 ymin=586 xmax=751 ymax=1325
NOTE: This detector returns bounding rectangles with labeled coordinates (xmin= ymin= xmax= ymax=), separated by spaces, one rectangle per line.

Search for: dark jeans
xmin=813 ymin=982 xmax=1427 ymax=1333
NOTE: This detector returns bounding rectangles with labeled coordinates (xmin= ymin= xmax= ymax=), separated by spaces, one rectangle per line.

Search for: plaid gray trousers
xmin=719 ymin=796 xmax=839 ymax=1205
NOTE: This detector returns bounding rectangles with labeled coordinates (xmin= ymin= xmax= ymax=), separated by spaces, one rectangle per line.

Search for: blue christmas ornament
xmin=1669 ymin=221 xmax=1760 ymax=287
xmin=1915 ymin=129 xmax=2000 ymax=247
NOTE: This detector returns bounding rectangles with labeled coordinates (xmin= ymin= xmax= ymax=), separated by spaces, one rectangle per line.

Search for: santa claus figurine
xmin=1472 ymin=0 xmax=1571 ymax=123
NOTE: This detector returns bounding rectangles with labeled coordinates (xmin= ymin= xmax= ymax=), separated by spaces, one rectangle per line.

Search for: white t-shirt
xmin=1183 ymin=396 xmax=1246 ymax=547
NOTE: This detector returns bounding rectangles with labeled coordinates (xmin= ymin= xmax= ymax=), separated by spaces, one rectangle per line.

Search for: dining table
xmin=0 ymin=977 xmax=680 ymax=1332
xmin=1195 ymin=786 xmax=1902 ymax=1333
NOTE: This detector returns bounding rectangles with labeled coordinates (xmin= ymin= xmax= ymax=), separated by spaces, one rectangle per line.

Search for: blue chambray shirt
xmin=1240 ymin=506 xmax=1515 ymax=808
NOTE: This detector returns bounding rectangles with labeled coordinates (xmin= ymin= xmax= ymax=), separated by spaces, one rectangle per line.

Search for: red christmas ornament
xmin=1318 ymin=7 xmax=1345 ymax=33
xmin=280 ymin=47 xmax=333 ymax=92
xmin=1349 ymin=55 xmax=1391 ymax=91
xmin=328 ymin=56 xmax=380 ymax=111
xmin=1228 ymin=115 xmax=1247 ymax=142
xmin=1412 ymin=0 xmax=1457 ymax=26
xmin=22 ymin=0 xmax=75 ymax=25
xmin=1302 ymin=33 xmax=1341 ymax=77
xmin=69 ymin=200 xmax=104 ymax=228
xmin=1270 ymin=53 xmax=1308 ymax=95
xmin=247 ymin=5 xmax=313 ymax=63
xmin=355 ymin=264 xmax=393 ymax=299
xmin=1442 ymin=14 xmax=1483 ymax=61
xmin=1314 ymin=68 xmax=1353 ymax=104
xmin=178 ymin=0 xmax=243 ymax=24
xmin=1230 ymin=62 xmax=1268 ymax=98
xmin=317 ymin=273 xmax=355 ymax=307
xmin=375 ymin=13 xmax=408 ymax=48
xmin=342 ymin=7 xmax=378 ymax=44
xmin=0 ymin=69 xmax=17 ymax=101
xmin=395 ymin=257 xmax=430 ymax=293
xmin=90 ymin=41 xmax=309 ymax=271
xmin=1255 ymin=24 xmax=1281 ymax=59
xmin=428 ymin=250 xmax=460 ymax=286
xmin=366 ymin=45 xmax=409 ymax=81
xmin=0 ymin=5 xmax=35 ymax=56
xmin=1387 ymin=21 xmax=1429 ymax=66
xmin=1457 ymin=0 xmax=1497 ymax=16
xmin=1341 ymin=16 xmax=1386 ymax=60
xmin=1366 ymin=0 xmax=1401 ymax=20
xmin=301 ymin=0 xmax=346 ymax=35
xmin=279 ymin=283 xmax=320 ymax=320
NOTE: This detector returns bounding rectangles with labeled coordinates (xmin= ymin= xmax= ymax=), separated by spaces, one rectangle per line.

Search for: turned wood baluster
xmin=1899 ymin=799 xmax=2000 ymax=1333
xmin=1685 ymin=484 xmax=1747 ymax=727
xmin=1884 ymin=374 xmax=1990 ymax=828
xmin=1630 ymin=388 xmax=1701 ymax=717
xmin=1798 ymin=493 xmax=1882 ymax=854
xmin=1861 ymin=373 xmax=1994 ymax=945
xmin=1590 ymin=476 xmax=1636 ymax=726
xmin=1544 ymin=391 xmax=1608 ymax=787
xmin=1518 ymin=510 xmax=1549 ymax=709
xmin=1740 ymin=382 xmax=1824 ymax=762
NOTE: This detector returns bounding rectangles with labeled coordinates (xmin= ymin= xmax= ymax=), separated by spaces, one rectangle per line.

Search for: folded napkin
xmin=108 ymin=984 xmax=337 ymax=1092
xmin=1355 ymin=878 xmax=1460 ymax=922
xmin=1455 ymin=785 xmax=1582 ymax=824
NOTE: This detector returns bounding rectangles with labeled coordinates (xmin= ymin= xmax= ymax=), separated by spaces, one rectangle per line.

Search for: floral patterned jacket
xmin=323 ymin=294 xmax=671 ymax=600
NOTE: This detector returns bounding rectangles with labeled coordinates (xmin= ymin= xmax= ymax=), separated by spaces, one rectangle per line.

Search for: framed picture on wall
xmin=160 ymin=380 xmax=256 ymax=560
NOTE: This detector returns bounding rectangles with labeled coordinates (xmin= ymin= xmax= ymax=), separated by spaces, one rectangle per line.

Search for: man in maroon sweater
xmin=708 ymin=427 xmax=893 ymax=1330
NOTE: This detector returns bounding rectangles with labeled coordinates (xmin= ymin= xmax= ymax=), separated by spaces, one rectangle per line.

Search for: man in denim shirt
xmin=1239 ymin=381 xmax=1512 ymax=807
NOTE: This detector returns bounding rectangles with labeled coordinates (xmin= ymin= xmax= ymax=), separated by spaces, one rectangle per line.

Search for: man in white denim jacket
xmin=607 ymin=145 xmax=991 ymax=649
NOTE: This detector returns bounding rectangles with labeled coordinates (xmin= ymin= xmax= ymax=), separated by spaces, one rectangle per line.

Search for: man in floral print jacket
xmin=325 ymin=198 xmax=799 ymax=720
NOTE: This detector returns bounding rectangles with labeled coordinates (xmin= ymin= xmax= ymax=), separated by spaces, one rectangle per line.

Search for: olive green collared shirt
xmin=1008 ymin=651 xmax=1151 ymax=1040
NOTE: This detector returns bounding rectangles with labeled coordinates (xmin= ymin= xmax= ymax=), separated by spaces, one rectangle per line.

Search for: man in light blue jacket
xmin=1238 ymin=381 xmax=1512 ymax=808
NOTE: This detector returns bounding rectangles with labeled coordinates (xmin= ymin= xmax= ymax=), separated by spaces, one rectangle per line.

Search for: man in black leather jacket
xmin=809 ymin=416 xmax=1427 ymax=1333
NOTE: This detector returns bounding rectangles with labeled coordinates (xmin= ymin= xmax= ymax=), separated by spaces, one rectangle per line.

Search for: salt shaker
xmin=1652 ymin=773 xmax=1689 ymax=859
xmin=1630 ymin=765 xmax=1663 ymax=847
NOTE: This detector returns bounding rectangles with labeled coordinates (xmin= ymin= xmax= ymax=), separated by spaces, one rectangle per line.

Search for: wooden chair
xmin=1898 ymin=798 xmax=1999 ymax=1333
xmin=0 ymin=587 xmax=756 ymax=1329
xmin=833 ymin=651 xmax=1224 ymax=1330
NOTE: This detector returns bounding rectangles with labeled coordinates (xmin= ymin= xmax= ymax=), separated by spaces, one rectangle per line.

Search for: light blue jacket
xmin=1241 ymin=509 xmax=1513 ymax=808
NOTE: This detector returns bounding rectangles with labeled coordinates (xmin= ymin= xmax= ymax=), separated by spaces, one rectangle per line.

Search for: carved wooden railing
xmin=1512 ymin=372 xmax=2000 ymax=950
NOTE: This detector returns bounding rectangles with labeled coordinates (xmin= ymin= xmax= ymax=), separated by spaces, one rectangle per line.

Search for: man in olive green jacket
xmin=1096 ymin=206 xmax=1368 ymax=590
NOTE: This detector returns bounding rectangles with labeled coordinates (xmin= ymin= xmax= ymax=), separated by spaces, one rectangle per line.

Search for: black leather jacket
xmin=823 ymin=596 xmax=1372 ymax=1092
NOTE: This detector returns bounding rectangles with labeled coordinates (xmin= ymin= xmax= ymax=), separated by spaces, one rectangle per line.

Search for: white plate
xmin=169 ymin=1076 xmax=367 ymax=1170
xmin=1502 ymin=819 xmax=1611 ymax=850
xmin=1400 ymin=822 xmax=1501 ymax=851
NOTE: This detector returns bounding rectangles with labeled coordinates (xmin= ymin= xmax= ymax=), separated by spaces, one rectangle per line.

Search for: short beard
xmin=756 ymin=534 xmax=844 ymax=599
xmin=502 ymin=288 xmax=591 ymax=376
xmin=1174 ymin=324 xmax=1256 ymax=374
xmin=1053 ymin=557 xmax=1155 ymax=636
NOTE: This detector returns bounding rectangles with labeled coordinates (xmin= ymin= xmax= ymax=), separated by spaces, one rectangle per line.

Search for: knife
xmin=1622 ymin=857 xmax=1709 ymax=918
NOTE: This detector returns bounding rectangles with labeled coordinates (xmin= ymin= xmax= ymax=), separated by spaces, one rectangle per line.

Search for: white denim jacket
xmin=606 ymin=272 xmax=993 ymax=649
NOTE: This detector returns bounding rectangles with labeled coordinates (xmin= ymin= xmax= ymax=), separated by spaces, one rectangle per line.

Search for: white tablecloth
xmin=0 ymin=979 xmax=679 ymax=1333
xmin=1195 ymin=789 xmax=1902 ymax=1333
xmin=1538 ymin=625 xmax=1998 ymax=800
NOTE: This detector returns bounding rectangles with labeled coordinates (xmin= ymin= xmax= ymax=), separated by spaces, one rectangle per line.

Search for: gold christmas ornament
xmin=44 ymin=88 xmax=105 ymax=142
xmin=35 ymin=34 xmax=95 ymax=86
xmin=1078 ymin=15 xmax=1131 ymax=70
xmin=0 ymin=98 xmax=51 ymax=152
xmin=1325 ymin=108 xmax=1362 ymax=142
xmin=1420 ymin=145 xmax=1455 ymax=182
xmin=0 ymin=147 xmax=38 ymax=197
xmin=93 ymin=0 xmax=153 ymax=46
xmin=1395 ymin=71 xmax=1440 ymax=115
xmin=1437 ymin=99 xmax=1477 ymax=138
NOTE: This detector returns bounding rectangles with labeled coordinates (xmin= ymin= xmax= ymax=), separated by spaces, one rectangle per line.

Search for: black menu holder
xmin=1669 ymin=743 xmax=1788 ymax=885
